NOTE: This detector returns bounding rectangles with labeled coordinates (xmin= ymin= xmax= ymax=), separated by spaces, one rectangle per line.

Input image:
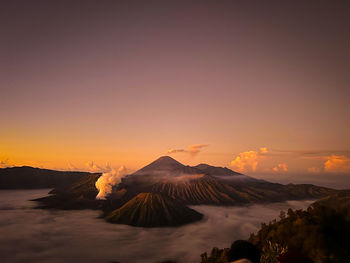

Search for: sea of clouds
xmin=0 ymin=189 xmax=313 ymax=263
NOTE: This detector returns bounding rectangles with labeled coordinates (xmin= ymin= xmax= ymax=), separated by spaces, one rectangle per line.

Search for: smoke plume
xmin=95 ymin=166 xmax=128 ymax=200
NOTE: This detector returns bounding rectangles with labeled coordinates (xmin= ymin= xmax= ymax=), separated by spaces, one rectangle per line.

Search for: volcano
xmin=105 ymin=192 xmax=203 ymax=227
xmin=34 ymin=156 xmax=338 ymax=227
xmin=118 ymin=156 xmax=334 ymax=206
xmin=123 ymin=156 xmax=204 ymax=184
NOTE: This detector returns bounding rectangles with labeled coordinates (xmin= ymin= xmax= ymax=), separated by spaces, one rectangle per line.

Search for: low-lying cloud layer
xmin=0 ymin=189 xmax=312 ymax=263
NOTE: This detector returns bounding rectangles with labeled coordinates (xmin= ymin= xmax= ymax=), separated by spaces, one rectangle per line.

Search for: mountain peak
xmin=134 ymin=156 xmax=184 ymax=174
xmin=129 ymin=156 xmax=205 ymax=180
xmin=153 ymin=156 xmax=182 ymax=165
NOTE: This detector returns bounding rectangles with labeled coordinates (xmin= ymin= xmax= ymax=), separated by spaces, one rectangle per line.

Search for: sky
xmin=1 ymin=1 xmax=350 ymax=183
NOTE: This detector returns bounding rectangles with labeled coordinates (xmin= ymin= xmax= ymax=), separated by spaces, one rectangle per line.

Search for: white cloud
xmin=167 ymin=144 xmax=209 ymax=157
xmin=324 ymin=155 xmax=350 ymax=173
xmin=273 ymin=163 xmax=288 ymax=173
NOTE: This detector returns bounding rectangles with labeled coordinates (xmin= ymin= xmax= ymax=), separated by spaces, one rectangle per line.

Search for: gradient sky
xmin=1 ymin=1 xmax=350 ymax=182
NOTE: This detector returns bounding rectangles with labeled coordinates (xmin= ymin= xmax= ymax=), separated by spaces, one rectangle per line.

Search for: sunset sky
xmin=1 ymin=1 xmax=350 ymax=184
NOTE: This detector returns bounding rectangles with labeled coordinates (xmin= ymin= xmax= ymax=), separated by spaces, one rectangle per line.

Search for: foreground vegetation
xmin=201 ymin=191 xmax=350 ymax=263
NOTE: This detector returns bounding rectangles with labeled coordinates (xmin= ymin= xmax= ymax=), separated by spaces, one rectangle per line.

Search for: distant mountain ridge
xmin=0 ymin=166 xmax=99 ymax=189
xmin=194 ymin=163 xmax=242 ymax=176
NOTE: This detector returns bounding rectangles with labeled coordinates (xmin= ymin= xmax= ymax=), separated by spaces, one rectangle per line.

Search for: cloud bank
xmin=306 ymin=155 xmax=350 ymax=174
xmin=324 ymin=155 xmax=350 ymax=173
xmin=230 ymin=147 xmax=268 ymax=173
xmin=85 ymin=161 xmax=104 ymax=172
xmin=0 ymin=189 xmax=313 ymax=263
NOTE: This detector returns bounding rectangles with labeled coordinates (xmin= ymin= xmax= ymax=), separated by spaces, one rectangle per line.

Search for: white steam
xmin=95 ymin=166 xmax=128 ymax=200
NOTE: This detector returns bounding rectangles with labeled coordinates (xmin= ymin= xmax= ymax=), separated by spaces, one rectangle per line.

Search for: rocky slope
xmin=105 ymin=192 xmax=203 ymax=227
xmin=150 ymin=175 xmax=254 ymax=205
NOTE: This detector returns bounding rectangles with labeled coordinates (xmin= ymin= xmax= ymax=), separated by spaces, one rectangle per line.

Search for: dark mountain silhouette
xmin=105 ymin=192 xmax=203 ymax=227
xmin=0 ymin=166 xmax=98 ymax=189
